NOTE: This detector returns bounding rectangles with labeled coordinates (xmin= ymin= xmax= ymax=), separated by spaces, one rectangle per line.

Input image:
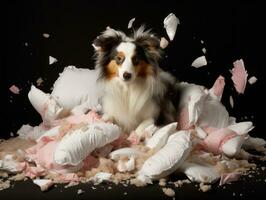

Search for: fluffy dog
xmin=93 ymin=27 xmax=179 ymax=137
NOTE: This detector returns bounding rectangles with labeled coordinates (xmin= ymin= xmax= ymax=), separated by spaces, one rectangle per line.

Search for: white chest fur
xmin=102 ymin=78 xmax=159 ymax=132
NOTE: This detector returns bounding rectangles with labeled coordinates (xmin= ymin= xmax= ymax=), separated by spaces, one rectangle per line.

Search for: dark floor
xmin=1 ymin=160 xmax=266 ymax=200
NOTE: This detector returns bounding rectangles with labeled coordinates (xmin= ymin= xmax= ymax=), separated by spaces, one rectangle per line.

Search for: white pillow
xmin=51 ymin=66 xmax=103 ymax=111
xmin=53 ymin=122 xmax=121 ymax=166
xmin=138 ymin=130 xmax=191 ymax=180
xmin=180 ymin=161 xmax=220 ymax=183
xmin=145 ymin=122 xmax=177 ymax=151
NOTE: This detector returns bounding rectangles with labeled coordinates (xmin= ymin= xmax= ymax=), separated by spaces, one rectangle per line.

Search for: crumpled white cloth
xmin=54 ymin=122 xmax=121 ymax=166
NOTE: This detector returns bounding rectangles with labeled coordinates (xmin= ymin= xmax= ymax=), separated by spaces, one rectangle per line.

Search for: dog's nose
xmin=123 ymin=72 xmax=132 ymax=80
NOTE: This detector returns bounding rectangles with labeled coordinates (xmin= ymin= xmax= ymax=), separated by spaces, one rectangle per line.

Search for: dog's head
xmin=93 ymin=26 xmax=162 ymax=82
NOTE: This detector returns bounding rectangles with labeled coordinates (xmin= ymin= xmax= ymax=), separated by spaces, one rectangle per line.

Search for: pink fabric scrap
xmin=201 ymin=128 xmax=237 ymax=155
xmin=177 ymin=105 xmax=194 ymax=130
xmin=9 ymin=85 xmax=20 ymax=94
xmin=219 ymin=172 xmax=242 ymax=185
xmin=231 ymin=59 xmax=248 ymax=94
xmin=127 ymin=131 xmax=140 ymax=145
xmin=211 ymin=75 xmax=225 ymax=98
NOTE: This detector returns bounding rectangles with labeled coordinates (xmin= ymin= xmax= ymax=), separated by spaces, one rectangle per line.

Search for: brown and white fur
xmin=93 ymin=27 xmax=179 ymax=137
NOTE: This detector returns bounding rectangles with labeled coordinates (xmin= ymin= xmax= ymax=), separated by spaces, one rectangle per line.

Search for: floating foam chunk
xmin=231 ymin=59 xmax=248 ymax=94
xmin=9 ymin=85 xmax=20 ymax=94
xmin=36 ymin=77 xmax=44 ymax=86
xmin=248 ymin=76 xmax=257 ymax=85
xmin=54 ymin=122 xmax=121 ymax=166
xmin=33 ymin=179 xmax=53 ymax=191
xmin=43 ymin=33 xmax=50 ymax=38
xmin=109 ymin=148 xmax=141 ymax=161
xmin=49 ymin=56 xmax=57 ymax=65
xmin=127 ymin=18 xmax=135 ymax=29
xmin=164 ymin=13 xmax=180 ymax=41
xmin=138 ymin=130 xmax=191 ymax=180
xmin=160 ymin=37 xmax=169 ymax=49
xmin=145 ymin=122 xmax=177 ymax=151
xmin=191 ymin=56 xmax=207 ymax=68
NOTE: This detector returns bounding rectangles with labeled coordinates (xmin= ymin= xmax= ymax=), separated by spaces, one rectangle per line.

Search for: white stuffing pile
xmin=1 ymin=14 xmax=265 ymax=195
xmin=1 ymin=64 xmax=265 ymax=194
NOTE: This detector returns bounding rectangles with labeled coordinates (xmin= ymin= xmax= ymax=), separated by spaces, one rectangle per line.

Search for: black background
xmin=0 ymin=0 xmax=265 ymax=199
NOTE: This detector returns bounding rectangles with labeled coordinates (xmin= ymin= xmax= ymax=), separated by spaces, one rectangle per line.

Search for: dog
xmin=93 ymin=26 xmax=180 ymax=137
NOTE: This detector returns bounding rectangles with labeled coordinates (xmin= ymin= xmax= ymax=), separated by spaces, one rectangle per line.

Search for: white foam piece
xmin=91 ymin=172 xmax=112 ymax=183
xmin=191 ymin=56 xmax=207 ymax=68
xmin=33 ymin=179 xmax=53 ymax=191
xmin=248 ymin=76 xmax=257 ymax=85
xmin=127 ymin=18 xmax=135 ymax=29
xmin=164 ymin=13 xmax=180 ymax=41
xmin=160 ymin=37 xmax=169 ymax=49
xmin=43 ymin=33 xmax=50 ymax=38
xmin=49 ymin=56 xmax=57 ymax=65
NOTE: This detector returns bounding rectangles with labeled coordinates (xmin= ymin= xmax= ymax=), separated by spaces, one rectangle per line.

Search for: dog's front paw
xmin=102 ymin=113 xmax=114 ymax=123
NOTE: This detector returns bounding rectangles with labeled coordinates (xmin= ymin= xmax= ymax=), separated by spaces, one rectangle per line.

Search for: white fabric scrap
xmin=163 ymin=13 xmax=180 ymax=41
xmin=202 ymin=48 xmax=206 ymax=54
xmin=54 ymin=122 xmax=121 ymax=166
xmin=180 ymin=161 xmax=220 ymax=183
xmin=191 ymin=56 xmax=207 ymax=68
xmin=138 ymin=130 xmax=191 ymax=180
xmin=248 ymin=76 xmax=257 ymax=85
xmin=49 ymin=56 xmax=57 ymax=65
xmin=33 ymin=179 xmax=53 ymax=191
xmin=160 ymin=37 xmax=169 ymax=49
xmin=28 ymin=85 xmax=64 ymax=123
xmin=90 ymin=172 xmax=112 ymax=184
xmin=127 ymin=18 xmax=135 ymax=29
xmin=145 ymin=122 xmax=177 ymax=151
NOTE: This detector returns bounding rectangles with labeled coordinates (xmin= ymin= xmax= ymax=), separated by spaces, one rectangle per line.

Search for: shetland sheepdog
xmin=93 ymin=26 xmax=179 ymax=136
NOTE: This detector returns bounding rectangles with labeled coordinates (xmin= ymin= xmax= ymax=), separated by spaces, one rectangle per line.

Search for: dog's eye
xmin=115 ymin=56 xmax=124 ymax=65
xmin=132 ymin=56 xmax=140 ymax=65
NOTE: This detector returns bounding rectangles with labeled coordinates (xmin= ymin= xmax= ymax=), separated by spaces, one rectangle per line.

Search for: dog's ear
xmin=93 ymin=28 xmax=127 ymax=53
xmin=133 ymin=26 xmax=162 ymax=64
